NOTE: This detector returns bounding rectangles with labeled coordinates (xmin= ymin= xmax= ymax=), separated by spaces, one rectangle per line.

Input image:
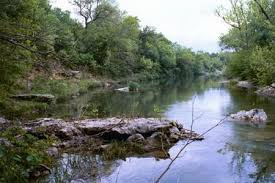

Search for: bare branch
xmin=0 ymin=32 xmax=52 ymax=56
xmin=155 ymin=97 xmax=229 ymax=183
xmin=253 ymin=0 xmax=271 ymax=22
xmin=73 ymin=0 xmax=104 ymax=28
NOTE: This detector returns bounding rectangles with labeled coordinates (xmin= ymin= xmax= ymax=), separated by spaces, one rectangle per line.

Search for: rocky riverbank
xmin=256 ymin=83 xmax=275 ymax=97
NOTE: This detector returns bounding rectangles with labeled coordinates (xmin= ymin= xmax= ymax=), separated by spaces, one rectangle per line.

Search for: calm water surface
xmin=46 ymin=78 xmax=275 ymax=183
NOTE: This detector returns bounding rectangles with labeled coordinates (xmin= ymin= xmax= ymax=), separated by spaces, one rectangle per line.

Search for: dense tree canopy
xmin=218 ymin=0 xmax=275 ymax=85
xmin=0 ymin=0 xmax=225 ymax=96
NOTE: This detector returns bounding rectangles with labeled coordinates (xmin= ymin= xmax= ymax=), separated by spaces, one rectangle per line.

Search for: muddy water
xmin=46 ymin=78 xmax=275 ymax=183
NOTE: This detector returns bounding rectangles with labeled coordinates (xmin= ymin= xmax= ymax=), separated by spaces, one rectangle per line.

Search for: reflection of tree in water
xmin=219 ymin=85 xmax=275 ymax=182
xmin=219 ymin=142 xmax=275 ymax=183
xmin=46 ymin=153 xmax=121 ymax=183
xmin=49 ymin=77 xmax=221 ymax=119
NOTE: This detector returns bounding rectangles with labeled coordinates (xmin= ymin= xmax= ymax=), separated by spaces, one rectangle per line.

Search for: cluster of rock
xmin=230 ymin=109 xmax=268 ymax=123
xmin=236 ymin=81 xmax=275 ymax=98
xmin=24 ymin=118 xmax=203 ymax=156
xmin=256 ymin=83 xmax=275 ymax=97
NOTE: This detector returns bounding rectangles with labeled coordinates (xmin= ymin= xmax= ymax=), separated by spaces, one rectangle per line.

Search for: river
xmin=45 ymin=77 xmax=275 ymax=183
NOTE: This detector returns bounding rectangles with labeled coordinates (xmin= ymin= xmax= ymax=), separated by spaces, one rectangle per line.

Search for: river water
xmin=46 ymin=78 xmax=275 ymax=183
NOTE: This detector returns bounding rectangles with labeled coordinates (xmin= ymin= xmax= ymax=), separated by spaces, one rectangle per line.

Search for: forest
xmin=0 ymin=0 xmax=226 ymax=100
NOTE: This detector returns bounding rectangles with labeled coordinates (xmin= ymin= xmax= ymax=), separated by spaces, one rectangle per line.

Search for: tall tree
xmin=72 ymin=0 xmax=109 ymax=28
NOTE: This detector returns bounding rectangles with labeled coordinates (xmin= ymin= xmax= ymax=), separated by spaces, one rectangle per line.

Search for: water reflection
xmin=47 ymin=153 xmax=121 ymax=183
xmin=45 ymin=78 xmax=275 ymax=182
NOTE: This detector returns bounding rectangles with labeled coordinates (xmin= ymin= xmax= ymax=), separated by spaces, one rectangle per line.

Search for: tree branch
xmin=253 ymin=0 xmax=271 ymax=22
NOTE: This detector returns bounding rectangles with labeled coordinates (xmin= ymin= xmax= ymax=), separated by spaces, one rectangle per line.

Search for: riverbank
xmin=0 ymin=69 xmax=165 ymax=121
xmin=226 ymin=79 xmax=275 ymax=98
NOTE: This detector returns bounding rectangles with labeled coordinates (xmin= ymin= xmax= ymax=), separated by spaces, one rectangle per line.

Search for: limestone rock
xmin=127 ymin=134 xmax=145 ymax=143
xmin=46 ymin=147 xmax=59 ymax=157
xmin=230 ymin=109 xmax=267 ymax=123
xmin=256 ymin=85 xmax=275 ymax=97
xmin=25 ymin=118 xmax=82 ymax=140
xmin=237 ymin=81 xmax=253 ymax=89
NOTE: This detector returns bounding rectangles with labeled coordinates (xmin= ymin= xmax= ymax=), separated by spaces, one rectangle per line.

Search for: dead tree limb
xmin=155 ymin=97 xmax=228 ymax=183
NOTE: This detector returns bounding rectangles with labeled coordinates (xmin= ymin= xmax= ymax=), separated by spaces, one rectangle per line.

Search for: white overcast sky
xmin=50 ymin=0 xmax=230 ymax=53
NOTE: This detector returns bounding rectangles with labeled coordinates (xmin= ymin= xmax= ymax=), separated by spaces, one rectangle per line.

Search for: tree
xmin=72 ymin=0 xmax=110 ymax=28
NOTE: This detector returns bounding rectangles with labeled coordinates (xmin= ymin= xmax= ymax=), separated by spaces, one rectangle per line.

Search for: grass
xmin=30 ymin=76 xmax=104 ymax=99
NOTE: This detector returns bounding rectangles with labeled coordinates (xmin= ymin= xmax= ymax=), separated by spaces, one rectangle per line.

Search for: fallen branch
xmin=155 ymin=97 xmax=228 ymax=183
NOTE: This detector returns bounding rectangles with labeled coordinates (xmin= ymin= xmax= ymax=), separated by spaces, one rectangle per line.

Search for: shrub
xmin=0 ymin=127 xmax=54 ymax=182
xmin=128 ymin=82 xmax=140 ymax=91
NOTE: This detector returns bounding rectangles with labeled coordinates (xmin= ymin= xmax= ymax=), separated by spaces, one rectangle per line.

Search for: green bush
xmin=226 ymin=47 xmax=275 ymax=85
xmin=128 ymin=82 xmax=140 ymax=91
xmin=249 ymin=47 xmax=275 ymax=85
xmin=0 ymin=127 xmax=54 ymax=182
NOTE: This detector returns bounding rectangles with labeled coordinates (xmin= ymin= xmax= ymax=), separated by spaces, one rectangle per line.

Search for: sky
xmin=50 ymin=0 xmax=230 ymax=53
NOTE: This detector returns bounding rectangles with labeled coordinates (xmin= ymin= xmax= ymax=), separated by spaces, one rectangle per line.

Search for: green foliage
xmin=128 ymin=82 xmax=140 ymax=91
xmin=249 ymin=47 xmax=275 ymax=85
xmin=31 ymin=77 xmax=103 ymax=98
xmin=219 ymin=0 xmax=275 ymax=85
xmin=0 ymin=0 xmax=225 ymax=119
xmin=0 ymin=127 xmax=54 ymax=182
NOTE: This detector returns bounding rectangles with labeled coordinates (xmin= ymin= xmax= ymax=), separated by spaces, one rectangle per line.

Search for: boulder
xmin=256 ymin=85 xmax=275 ymax=97
xmin=147 ymin=132 xmax=170 ymax=146
xmin=25 ymin=118 xmax=82 ymax=140
xmin=0 ymin=117 xmax=7 ymax=124
xmin=127 ymin=134 xmax=145 ymax=143
xmin=0 ymin=138 xmax=13 ymax=147
xmin=12 ymin=94 xmax=55 ymax=103
xmin=230 ymin=109 xmax=268 ymax=123
xmin=237 ymin=81 xmax=253 ymax=89
xmin=46 ymin=147 xmax=59 ymax=157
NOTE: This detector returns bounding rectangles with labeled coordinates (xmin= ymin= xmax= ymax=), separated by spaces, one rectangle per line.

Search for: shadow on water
xmin=44 ymin=77 xmax=275 ymax=183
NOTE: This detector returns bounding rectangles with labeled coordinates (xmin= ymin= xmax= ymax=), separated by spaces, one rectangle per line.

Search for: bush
xmin=226 ymin=46 xmax=275 ymax=86
xmin=0 ymin=127 xmax=54 ymax=182
xmin=128 ymin=82 xmax=140 ymax=91
xmin=249 ymin=46 xmax=275 ymax=85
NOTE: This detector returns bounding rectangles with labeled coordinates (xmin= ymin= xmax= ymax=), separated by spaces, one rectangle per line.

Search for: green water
xmin=46 ymin=78 xmax=275 ymax=183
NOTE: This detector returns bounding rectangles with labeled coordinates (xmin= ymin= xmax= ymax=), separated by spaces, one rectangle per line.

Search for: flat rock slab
xmin=76 ymin=118 xmax=177 ymax=138
xmin=230 ymin=109 xmax=267 ymax=123
xmin=24 ymin=118 xmax=203 ymax=154
xmin=12 ymin=94 xmax=55 ymax=103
